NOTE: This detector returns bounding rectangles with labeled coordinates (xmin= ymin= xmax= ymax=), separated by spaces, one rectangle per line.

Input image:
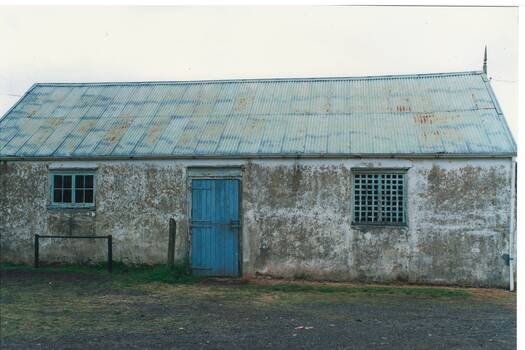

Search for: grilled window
xmin=51 ymin=173 xmax=95 ymax=207
xmin=353 ymin=171 xmax=406 ymax=225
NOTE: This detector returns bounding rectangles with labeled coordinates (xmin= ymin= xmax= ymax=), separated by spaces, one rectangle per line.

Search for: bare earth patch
xmin=0 ymin=267 xmax=516 ymax=349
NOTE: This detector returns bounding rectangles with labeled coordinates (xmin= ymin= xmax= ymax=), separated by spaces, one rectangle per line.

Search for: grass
xmin=2 ymin=263 xmax=513 ymax=346
xmin=0 ymin=261 xmax=202 ymax=284
xmin=0 ymin=262 xmax=471 ymax=298
xmin=246 ymin=283 xmax=471 ymax=298
xmin=0 ymin=262 xmax=201 ymax=340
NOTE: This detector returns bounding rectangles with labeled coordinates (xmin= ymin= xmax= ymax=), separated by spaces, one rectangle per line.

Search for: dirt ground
xmin=0 ymin=268 xmax=516 ymax=350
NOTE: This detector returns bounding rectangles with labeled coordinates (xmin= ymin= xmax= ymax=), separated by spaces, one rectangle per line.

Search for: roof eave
xmin=0 ymin=152 xmax=517 ymax=162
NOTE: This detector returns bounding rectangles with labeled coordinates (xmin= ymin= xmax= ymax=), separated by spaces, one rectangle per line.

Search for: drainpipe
xmin=509 ymin=158 xmax=516 ymax=291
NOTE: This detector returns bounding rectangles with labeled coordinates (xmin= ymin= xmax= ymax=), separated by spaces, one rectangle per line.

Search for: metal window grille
xmin=353 ymin=172 xmax=406 ymax=225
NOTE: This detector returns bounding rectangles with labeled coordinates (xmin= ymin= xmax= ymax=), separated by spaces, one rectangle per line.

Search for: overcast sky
xmin=0 ymin=6 xmax=518 ymax=135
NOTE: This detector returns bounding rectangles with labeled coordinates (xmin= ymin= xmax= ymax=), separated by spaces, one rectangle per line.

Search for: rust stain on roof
xmin=27 ymin=109 xmax=37 ymax=118
xmin=77 ymin=119 xmax=98 ymax=134
xmin=234 ymin=96 xmax=249 ymax=112
xmin=397 ymin=105 xmax=411 ymax=112
xmin=143 ymin=124 xmax=167 ymax=145
xmin=414 ymin=114 xmax=434 ymax=124
xmin=177 ymin=132 xmax=193 ymax=147
xmin=233 ymin=92 xmax=255 ymax=113
xmin=323 ymin=97 xmax=332 ymax=113
xmin=45 ymin=117 xmax=65 ymax=128
xmin=105 ymin=117 xmax=131 ymax=143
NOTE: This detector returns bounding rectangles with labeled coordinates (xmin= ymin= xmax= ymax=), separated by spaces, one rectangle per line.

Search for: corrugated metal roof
xmin=0 ymin=71 xmax=516 ymax=159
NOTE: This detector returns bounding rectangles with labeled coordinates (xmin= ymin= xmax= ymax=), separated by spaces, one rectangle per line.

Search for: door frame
xmin=186 ymin=166 xmax=243 ymax=277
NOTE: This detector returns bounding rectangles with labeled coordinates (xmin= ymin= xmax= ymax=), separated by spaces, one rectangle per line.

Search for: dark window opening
xmin=51 ymin=173 xmax=95 ymax=207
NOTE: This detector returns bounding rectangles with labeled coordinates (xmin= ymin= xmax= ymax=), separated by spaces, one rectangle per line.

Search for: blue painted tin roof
xmin=0 ymin=71 xmax=516 ymax=159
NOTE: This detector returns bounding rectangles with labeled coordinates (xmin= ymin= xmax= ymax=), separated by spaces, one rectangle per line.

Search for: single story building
xmin=0 ymin=71 xmax=516 ymax=287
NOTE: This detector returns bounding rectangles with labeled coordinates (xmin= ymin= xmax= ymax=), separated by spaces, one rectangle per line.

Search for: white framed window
xmin=352 ymin=170 xmax=407 ymax=225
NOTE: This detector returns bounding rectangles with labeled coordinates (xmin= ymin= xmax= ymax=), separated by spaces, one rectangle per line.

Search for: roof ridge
xmin=32 ymin=71 xmax=483 ymax=87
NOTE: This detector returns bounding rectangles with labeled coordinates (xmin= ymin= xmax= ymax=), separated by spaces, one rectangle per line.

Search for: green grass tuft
xmin=247 ymin=283 xmax=470 ymax=298
xmin=0 ymin=261 xmax=202 ymax=284
xmin=0 ymin=263 xmax=469 ymax=298
xmin=292 ymin=272 xmax=312 ymax=280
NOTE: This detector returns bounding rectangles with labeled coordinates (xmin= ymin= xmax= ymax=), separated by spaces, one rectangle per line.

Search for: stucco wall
xmin=0 ymin=158 xmax=515 ymax=287
xmin=242 ymin=159 xmax=515 ymax=288
xmin=0 ymin=161 xmax=189 ymax=266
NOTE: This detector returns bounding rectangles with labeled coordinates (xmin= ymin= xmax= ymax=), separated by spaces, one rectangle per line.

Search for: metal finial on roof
xmin=483 ymin=46 xmax=488 ymax=75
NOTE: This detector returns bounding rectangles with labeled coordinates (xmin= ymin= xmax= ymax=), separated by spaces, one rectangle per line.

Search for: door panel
xmin=191 ymin=179 xmax=240 ymax=276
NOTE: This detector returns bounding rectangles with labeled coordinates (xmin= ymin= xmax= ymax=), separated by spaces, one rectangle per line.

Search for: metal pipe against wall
xmin=509 ymin=159 xmax=516 ymax=291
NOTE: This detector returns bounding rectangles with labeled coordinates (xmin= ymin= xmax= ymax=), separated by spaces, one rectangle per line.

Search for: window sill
xmin=351 ymin=222 xmax=408 ymax=228
xmin=47 ymin=205 xmax=96 ymax=212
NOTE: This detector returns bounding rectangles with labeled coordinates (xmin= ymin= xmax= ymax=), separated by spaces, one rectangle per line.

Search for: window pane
xmin=64 ymin=175 xmax=72 ymax=188
xmin=54 ymin=175 xmax=62 ymax=189
xmin=51 ymin=173 xmax=95 ymax=206
xmin=63 ymin=189 xmax=72 ymax=203
xmin=75 ymin=189 xmax=84 ymax=203
xmin=53 ymin=189 xmax=62 ymax=203
xmin=84 ymin=189 xmax=93 ymax=203
xmin=85 ymin=175 xmax=94 ymax=189
xmin=76 ymin=175 xmax=84 ymax=189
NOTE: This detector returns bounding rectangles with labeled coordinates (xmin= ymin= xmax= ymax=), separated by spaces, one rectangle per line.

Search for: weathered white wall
xmin=0 ymin=157 xmax=515 ymax=287
xmin=0 ymin=161 xmax=189 ymax=265
xmin=242 ymin=158 xmax=515 ymax=288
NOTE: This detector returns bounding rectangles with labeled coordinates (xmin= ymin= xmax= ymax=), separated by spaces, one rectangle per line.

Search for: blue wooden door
xmin=191 ymin=179 xmax=240 ymax=276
